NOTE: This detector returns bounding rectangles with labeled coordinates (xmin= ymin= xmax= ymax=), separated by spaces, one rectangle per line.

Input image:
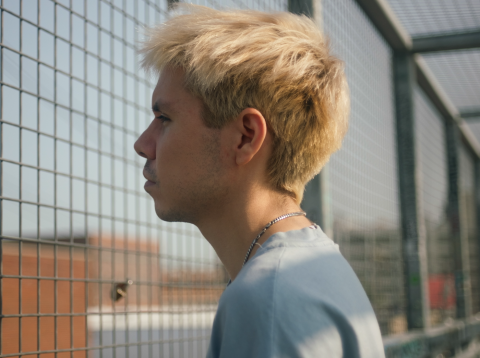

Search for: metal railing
xmin=1 ymin=0 xmax=479 ymax=357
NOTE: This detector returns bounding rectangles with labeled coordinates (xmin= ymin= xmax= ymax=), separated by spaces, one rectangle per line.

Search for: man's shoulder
xmin=209 ymin=227 xmax=386 ymax=358
xmin=217 ymin=226 xmax=355 ymax=321
xmin=222 ymin=226 xmax=345 ymax=304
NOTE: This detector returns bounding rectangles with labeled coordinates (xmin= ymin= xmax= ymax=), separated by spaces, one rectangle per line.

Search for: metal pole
xmin=461 ymin=110 xmax=480 ymax=120
xmin=302 ymin=170 xmax=332 ymax=238
xmin=394 ymin=52 xmax=430 ymax=329
xmin=288 ymin=0 xmax=313 ymax=18
xmin=0 ymin=3 xmax=3 ymax=348
xmin=412 ymin=30 xmax=480 ymax=54
xmin=446 ymin=121 xmax=473 ymax=318
xmin=476 ymin=159 xmax=480 ymax=315
xmin=302 ymin=174 xmax=322 ymax=226
xmin=290 ymin=0 xmax=333 ymax=238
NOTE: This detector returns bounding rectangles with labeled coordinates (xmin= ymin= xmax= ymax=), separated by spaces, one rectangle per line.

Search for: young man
xmin=134 ymin=4 xmax=385 ymax=357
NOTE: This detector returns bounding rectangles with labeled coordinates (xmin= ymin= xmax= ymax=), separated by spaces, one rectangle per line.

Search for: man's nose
xmin=134 ymin=124 xmax=156 ymax=160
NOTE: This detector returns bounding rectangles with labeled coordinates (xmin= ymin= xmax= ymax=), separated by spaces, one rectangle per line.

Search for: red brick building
xmin=1 ymin=235 xmax=225 ymax=358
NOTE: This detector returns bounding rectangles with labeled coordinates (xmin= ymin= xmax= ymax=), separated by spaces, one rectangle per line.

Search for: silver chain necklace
xmin=242 ymin=211 xmax=307 ymax=267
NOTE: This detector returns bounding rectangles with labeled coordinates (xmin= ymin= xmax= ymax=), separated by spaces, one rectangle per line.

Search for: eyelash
xmin=156 ymin=115 xmax=170 ymax=123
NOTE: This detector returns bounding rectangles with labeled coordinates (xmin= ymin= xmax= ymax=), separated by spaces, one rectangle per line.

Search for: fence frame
xmin=393 ymin=51 xmax=431 ymax=330
xmin=294 ymin=0 xmax=480 ymax=354
xmin=1 ymin=0 xmax=480 ymax=357
xmin=351 ymin=2 xmax=480 ymax=339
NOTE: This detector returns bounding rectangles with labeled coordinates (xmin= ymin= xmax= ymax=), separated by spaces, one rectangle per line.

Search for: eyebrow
xmin=151 ymin=100 xmax=175 ymax=114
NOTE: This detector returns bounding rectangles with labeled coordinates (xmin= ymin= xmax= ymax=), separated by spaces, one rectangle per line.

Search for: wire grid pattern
xmin=1 ymin=1 xmax=478 ymax=357
xmin=415 ymin=86 xmax=456 ymax=326
xmin=387 ymin=0 xmax=480 ymax=37
xmin=421 ymin=49 xmax=480 ymax=113
xmin=322 ymin=0 xmax=404 ymax=336
xmin=459 ymin=144 xmax=480 ymax=315
xmin=179 ymin=0 xmax=286 ymax=11
xmin=0 ymin=1 xmax=232 ymax=358
xmin=466 ymin=119 xmax=480 ymax=144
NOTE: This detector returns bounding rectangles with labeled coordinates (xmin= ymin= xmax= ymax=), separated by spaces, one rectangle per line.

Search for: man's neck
xmin=196 ymin=187 xmax=312 ymax=281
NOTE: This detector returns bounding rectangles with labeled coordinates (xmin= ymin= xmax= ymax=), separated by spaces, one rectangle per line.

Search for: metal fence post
xmin=446 ymin=121 xmax=472 ymax=318
xmin=476 ymin=159 xmax=480 ymax=312
xmin=290 ymin=0 xmax=333 ymax=238
xmin=288 ymin=0 xmax=313 ymax=18
xmin=394 ymin=52 xmax=430 ymax=329
xmin=167 ymin=0 xmax=179 ymax=9
xmin=302 ymin=169 xmax=332 ymax=237
xmin=302 ymin=174 xmax=322 ymax=227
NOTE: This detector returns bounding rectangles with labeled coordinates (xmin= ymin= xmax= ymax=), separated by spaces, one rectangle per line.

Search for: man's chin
xmin=154 ymin=202 xmax=192 ymax=223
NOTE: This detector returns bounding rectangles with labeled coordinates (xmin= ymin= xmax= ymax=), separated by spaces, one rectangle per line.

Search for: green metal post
xmin=446 ymin=122 xmax=473 ymax=319
xmin=394 ymin=52 xmax=430 ymax=329
xmin=291 ymin=0 xmax=332 ymax=238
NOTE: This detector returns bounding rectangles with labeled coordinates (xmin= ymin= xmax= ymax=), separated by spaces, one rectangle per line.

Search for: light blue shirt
xmin=207 ymin=226 xmax=385 ymax=358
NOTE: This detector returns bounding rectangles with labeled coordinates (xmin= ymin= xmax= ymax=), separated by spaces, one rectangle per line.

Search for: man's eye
xmin=156 ymin=115 xmax=170 ymax=123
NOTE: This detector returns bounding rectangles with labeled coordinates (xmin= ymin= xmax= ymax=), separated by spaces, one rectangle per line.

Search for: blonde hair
xmin=140 ymin=4 xmax=349 ymax=202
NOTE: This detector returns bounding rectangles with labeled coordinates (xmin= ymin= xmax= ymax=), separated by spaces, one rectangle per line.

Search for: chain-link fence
xmin=322 ymin=0 xmax=405 ymax=335
xmin=1 ymin=1 xmax=225 ymax=357
xmin=415 ymin=86 xmax=456 ymax=326
xmin=1 ymin=0 xmax=480 ymax=357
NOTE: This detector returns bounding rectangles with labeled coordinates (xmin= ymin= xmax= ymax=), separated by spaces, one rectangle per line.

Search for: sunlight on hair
xmin=140 ymin=4 xmax=350 ymax=202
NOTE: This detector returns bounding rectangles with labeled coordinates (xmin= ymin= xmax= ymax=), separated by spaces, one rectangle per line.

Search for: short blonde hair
xmin=140 ymin=4 xmax=349 ymax=202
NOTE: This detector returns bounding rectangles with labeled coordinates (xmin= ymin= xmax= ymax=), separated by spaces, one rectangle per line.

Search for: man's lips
xmin=142 ymin=168 xmax=156 ymax=189
xmin=144 ymin=180 xmax=156 ymax=189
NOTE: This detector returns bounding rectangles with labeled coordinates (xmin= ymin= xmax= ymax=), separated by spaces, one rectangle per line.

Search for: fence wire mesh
xmin=387 ymin=0 xmax=480 ymax=37
xmin=1 ymin=0 xmax=227 ymax=357
xmin=421 ymin=49 xmax=480 ymax=114
xmin=415 ymin=86 xmax=456 ymax=326
xmin=1 ymin=0 xmax=480 ymax=357
xmin=322 ymin=0 xmax=405 ymax=336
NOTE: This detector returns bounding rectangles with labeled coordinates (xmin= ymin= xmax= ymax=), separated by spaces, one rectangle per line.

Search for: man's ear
xmin=233 ymin=108 xmax=268 ymax=166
